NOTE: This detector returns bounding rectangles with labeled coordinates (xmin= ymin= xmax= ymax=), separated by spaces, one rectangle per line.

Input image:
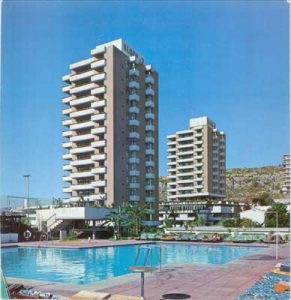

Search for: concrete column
xmin=92 ymin=220 xmax=96 ymax=240
xmin=60 ymin=230 xmax=67 ymax=241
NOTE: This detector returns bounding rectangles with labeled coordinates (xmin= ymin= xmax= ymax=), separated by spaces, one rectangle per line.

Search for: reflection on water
xmin=1 ymin=244 xmax=260 ymax=284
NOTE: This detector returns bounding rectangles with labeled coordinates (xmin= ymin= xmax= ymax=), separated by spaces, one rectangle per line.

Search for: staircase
xmin=49 ymin=219 xmax=73 ymax=232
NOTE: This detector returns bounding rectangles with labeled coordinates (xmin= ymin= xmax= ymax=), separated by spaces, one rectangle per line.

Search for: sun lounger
xmin=110 ymin=295 xmax=144 ymax=300
xmin=271 ymin=268 xmax=290 ymax=277
xmin=69 ymin=290 xmax=110 ymax=299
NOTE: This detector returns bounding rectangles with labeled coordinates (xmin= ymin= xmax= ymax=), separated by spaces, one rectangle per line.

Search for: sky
xmin=1 ymin=0 xmax=289 ymax=199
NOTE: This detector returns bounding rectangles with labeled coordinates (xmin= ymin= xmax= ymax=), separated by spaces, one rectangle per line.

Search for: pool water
xmin=1 ymin=243 xmax=260 ymax=285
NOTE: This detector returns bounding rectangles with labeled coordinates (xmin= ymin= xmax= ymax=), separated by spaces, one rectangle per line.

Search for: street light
xmin=24 ymin=174 xmax=31 ymax=224
xmin=265 ymin=210 xmax=279 ymax=260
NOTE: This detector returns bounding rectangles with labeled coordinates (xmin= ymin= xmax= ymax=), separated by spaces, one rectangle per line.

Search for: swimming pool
xmin=2 ymin=243 xmax=261 ymax=285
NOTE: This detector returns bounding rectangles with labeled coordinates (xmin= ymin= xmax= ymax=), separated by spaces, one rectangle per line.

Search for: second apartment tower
xmin=167 ymin=117 xmax=226 ymax=202
xmin=62 ymin=39 xmax=159 ymax=218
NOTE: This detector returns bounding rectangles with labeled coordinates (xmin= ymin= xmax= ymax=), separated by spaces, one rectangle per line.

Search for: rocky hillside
xmin=226 ymin=165 xmax=286 ymax=203
xmin=159 ymin=165 xmax=287 ymax=203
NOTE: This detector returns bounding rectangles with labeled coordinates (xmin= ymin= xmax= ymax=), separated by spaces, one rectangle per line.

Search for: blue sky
xmin=1 ymin=0 xmax=289 ymax=199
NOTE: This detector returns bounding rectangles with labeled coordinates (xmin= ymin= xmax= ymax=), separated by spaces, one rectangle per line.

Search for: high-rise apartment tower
xmin=167 ymin=117 xmax=226 ymax=202
xmin=62 ymin=39 xmax=159 ymax=221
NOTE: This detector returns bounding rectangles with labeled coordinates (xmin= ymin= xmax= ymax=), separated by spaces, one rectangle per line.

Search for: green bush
xmin=65 ymin=229 xmax=78 ymax=240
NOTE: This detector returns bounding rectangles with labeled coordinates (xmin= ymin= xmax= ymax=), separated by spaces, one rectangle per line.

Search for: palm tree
xmin=109 ymin=205 xmax=125 ymax=239
xmin=265 ymin=203 xmax=289 ymax=227
xmin=124 ymin=203 xmax=149 ymax=237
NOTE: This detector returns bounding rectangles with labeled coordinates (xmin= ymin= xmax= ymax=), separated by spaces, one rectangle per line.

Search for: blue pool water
xmin=1 ymin=244 xmax=260 ymax=285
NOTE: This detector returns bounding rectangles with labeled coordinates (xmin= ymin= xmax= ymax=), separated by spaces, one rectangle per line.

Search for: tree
xmin=124 ymin=203 xmax=149 ymax=237
xmin=222 ymin=218 xmax=261 ymax=228
xmin=109 ymin=205 xmax=126 ymax=239
xmin=193 ymin=217 xmax=206 ymax=226
xmin=164 ymin=217 xmax=175 ymax=228
xmin=252 ymin=192 xmax=273 ymax=206
xmin=265 ymin=203 xmax=289 ymax=228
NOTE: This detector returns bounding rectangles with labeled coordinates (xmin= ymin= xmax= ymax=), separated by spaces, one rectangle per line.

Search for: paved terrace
xmin=2 ymin=240 xmax=290 ymax=300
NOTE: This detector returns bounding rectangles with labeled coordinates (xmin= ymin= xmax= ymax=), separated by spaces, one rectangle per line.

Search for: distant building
xmin=159 ymin=201 xmax=248 ymax=226
xmin=62 ymin=38 xmax=159 ymax=223
xmin=282 ymin=154 xmax=290 ymax=196
xmin=166 ymin=116 xmax=226 ymax=202
xmin=240 ymin=206 xmax=271 ymax=225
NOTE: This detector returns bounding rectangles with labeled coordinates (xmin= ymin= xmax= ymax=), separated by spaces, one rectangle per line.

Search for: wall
xmin=1 ymin=233 xmax=18 ymax=243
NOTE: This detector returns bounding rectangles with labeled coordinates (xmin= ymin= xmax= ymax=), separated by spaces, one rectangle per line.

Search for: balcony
xmin=70 ymin=121 xmax=95 ymax=130
xmin=92 ymin=154 xmax=106 ymax=161
xmin=145 ymin=125 xmax=154 ymax=131
xmin=128 ymin=81 xmax=140 ymax=89
xmin=129 ymin=119 xmax=139 ymax=126
xmin=177 ymin=144 xmax=193 ymax=149
xmin=62 ymin=96 xmax=73 ymax=104
xmin=128 ymin=94 xmax=139 ymax=101
xmin=70 ymin=70 xmax=97 ymax=82
xmin=71 ymin=184 xmax=95 ymax=190
xmin=70 ymin=146 xmax=94 ymax=154
xmin=91 ymin=100 xmax=106 ymax=108
xmin=145 ymin=75 xmax=154 ymax=84
xmin=129 ymin=195 xmax=140 ymax=202
xmin=145 ymin=161 xmax=155 ymax=167
xmin=145 ymin=185 xmax=155 ymax=190
xmin=146 ymin=149 xmax=155 ymax=155
xmin=70 ymin=57 xmax=96 ymax=70
xmin=63 ymin=141 xmax=73 ymax=148
xmin=62 ymin=85 xmax=71 ymax=93
xmin=129 ymin=145 xmax=140 ymax=151
xmin=145 ymin=100 xmax=154 ymax=108
xmin=91 ymin=73 xmax=106 ymax=82
xmin=177 ymin=136 xmax=193 ymax=142
xmin=145 ymin=136 xmax=154 ymax=143
xmin=145 ymin=113 xmax=154 ymax=120
xmin=71 ymin=171 xmax=93 ymax=178
xmin=91 ymin=127 xmax=106 ymax=134
xmin=129 ymin=106 xmax=139 ymax=114
xmin=70 ymin=108 xmax=95 ymax=118
xmin=129 ymin=132 xmax=140 ymax=139
xmin=70 ymin=159 xmax=93 ymax=166
xmin=92 ymin=86 xmax=106 ymax=95
xmin=194 ymin=140 xmax=203 ymax=145
xmin=146 ymin=196 xmax=155 ymax=202
xmin=92 ymin=167 xmax=106 ymax=174
xmin=92 ymin=113 xmax=106 ymax=121
xmin=145 ymin=88 xmax=155 ymax=96
xmin=71 ymin=95 xmax=97 ymax=106
xmin=177 ymin=158 xmax=192 ymax=163
xmin=129 ymin=170 xmax=140 ymax=176
xmin=92 ymin=140 xmax=106 ymax=148
xmin=177 ymin=165 xmax=194 ymax=170
xmin=167 ymin=148 xmax=176 ymax=153
xmin=178 ymin=151 xmax=193 ymax=156
xmin=129 ymin=68 xmax=140 ymax=76
xmin=91 ymin=59 xmax=106 ymax=69
xmin=167 ymin=161 xmax=176 ymax=166
xmin=177 ymin=172 xmax=193 ymax=177
xmin=62 ymin=153 xmax=72 ymax=160
xmin=129 ymin=157 xmax=140 ymax=164
xmin=93 ymin=181 xmax=106 ymax=187
xmin=177 ymin=179 xmax=193 ymax=184
xmin=63 ymin=164 xmax=73 ymax=171
xmin=62 ymin=74 xmax=71 ymax=82
xmin=63 ymin=187 xmax=72 ymax=193
xmin=194 ymin=170 xmax=203 ymax=174
xmin=62 ymin=130 xmax=74 ymax=137
xmin=91 ymin=46 xmax=106 ymax=56
xmin=70 ymin=83 xmax=97 ymax=94
xmin=146 ymin=173 xmax=155 ymax=179
xmin=129 ymin=183 xmax=140 ymax=189
xmin=63 ymin=176 xmax=72 ymax=182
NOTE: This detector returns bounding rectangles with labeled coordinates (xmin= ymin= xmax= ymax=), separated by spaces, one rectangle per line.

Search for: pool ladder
xmin=134 ymin=245 xmax=162 ymax=271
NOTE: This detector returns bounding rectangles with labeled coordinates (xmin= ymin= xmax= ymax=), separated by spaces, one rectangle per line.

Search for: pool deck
xmin=3 ymin=240 xmax=290 ymax=300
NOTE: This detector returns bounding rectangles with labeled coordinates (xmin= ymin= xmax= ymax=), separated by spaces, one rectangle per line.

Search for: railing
xmin=134 ymin=245 xmax=162 ymax=271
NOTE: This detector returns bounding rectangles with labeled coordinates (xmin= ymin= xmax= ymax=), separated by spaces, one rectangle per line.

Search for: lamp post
xmin=265 ymin=210 xmax=279 ymax=260
xmin=24 ymin=174 xmax=31 ymax=224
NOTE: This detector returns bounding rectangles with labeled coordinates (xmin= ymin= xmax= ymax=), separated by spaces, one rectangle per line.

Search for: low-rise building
xmin=159 ymin=201 xmax=248 ymax=226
